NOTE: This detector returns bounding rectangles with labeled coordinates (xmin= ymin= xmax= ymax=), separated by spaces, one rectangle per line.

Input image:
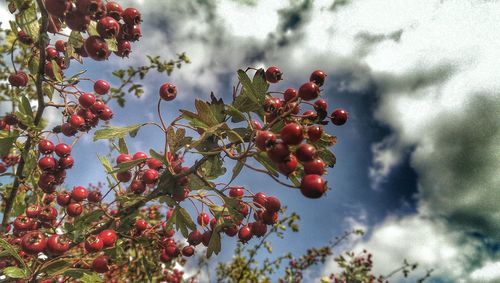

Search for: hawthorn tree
xmin=0 ymin=1 xmax=431 ymax=283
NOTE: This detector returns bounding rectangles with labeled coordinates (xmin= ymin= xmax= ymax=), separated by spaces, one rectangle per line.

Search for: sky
xmin=2 ymin=0 xmax=500 ymax=282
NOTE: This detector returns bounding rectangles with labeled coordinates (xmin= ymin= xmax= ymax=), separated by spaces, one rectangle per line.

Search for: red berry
xmin=147 ymin=158 xmax=163 ymax=170
xmin=133 ymin=151 xmax=148 ymax=160
xmin=65 ymin=9 xmax=91 ymax=32
xmin=71 ymin=186 xmax=89 ymax=202
xmin=135 ymin=219 xmax=148 ymax=231
xmin=97 ymin=16 xmax=120 ymax=38
xmin=45 ymin=0 xmax=72 ymax=18
xmin=251 ymin=221 xmax=267 ymax=237
xmin=197 ymin=212 xmax=210 ymax=226
xmin=253 ymin=192 xmax=267 ymax=208
xmin=116 ymin=170 xmax=132 ymax=182
xmin=266 ymin=140 xmax=290 ymax=163
xmin=46 ymin=234 xmax=70 ymax=254
xmin=58 ymin=155 xmax=75 ymax=169
xmin=314 ymin=99 xmax=328 ymax=112
xmin=298 ymin=82 xmax=320 ymax=101
xmin=188 ymin=230 xmax=203 ymax=246
xmin=26 ymin=204 xmax=41 ymax=218
xmin=84 ymin=235 xmax=104 ymax=252
xmin=122 ymin=7 xmax=141 ymax=25
xmin=38 ymin=139 xmax=55 ymax=154
xmin=142 ymin=169 xmax=159 ymax=184
xmin=331 ymin=108 xmax=348 ymax=126
xmin=46 ymin=47 xmax=59 ymax=60
xmin=238 ymin=225 xmax=253 ymax=243
xmin=61 ymin=122 xmax=76 ymax=137
xmin=39 ymin=206 xmax=58 ymax=221
xmin=99 ymin=229 xmax=117 ymax=247
xmin=17 ymin=31 xmax=34 ymax=45
xmin=300 ymin=174 xmax=327 ymax=199
xmin=265 ymin=66 xmax=282 ymax=83
xmin=182 ymin=246 xmax=195 ymax=257
xmin=262 ymin=210 xmax=278 ymax=225
xmin=278 ymin=154 xmax=298 ymax=175
xmin=13 ymin=215 xmax=32 ymax=230
xmin=38 ymin=156 xmax=56 ymax=171
xmin=307 ymin=125 xmax=323 ymax=142
xmin=90 ymin=100 xmax=106 ymax=113
xmin=87 ymin=190 xmax=102 ymax=202
xmin=21 ymin=231 xmax=47 ymax=254
xmin=106 ymin=1 xmax=123 ymax=20
xmin=310 ymin=69 xmax=327 ymax=87
xmin=98 ymin=107 xmax=113 ymax=120
xmin=129 ymin=180 xmax=146 ymax=194
xmin=303 ymin=158 xmax=326 ymax=175
xmin=281 ymin=123 xmax=303 ymax=145
xmin=250 ymin=120 xmax=262 ymax=130
xmin=94 ymin=80 xmax=110 ymax=95
xmin=284 ymin=88 xmax=298 ymax=102
xmin=66 ymin=202 xmax=83 ymax=217
xmin=255 ymin=131 xmax=276 ymax=151
xmin=68 ymin=114 xmax=85 ymax=128
xmin=295 ymin=143 xmax=316 ymax=162
xmin=79 ymin=93 xmax=96 ymax=108
xmin=0 ymin=162 xmax=6 ymax=174
xmin=92 ymin=255 xmax=109 ymax=273
xmin=263 ymin=97 xmax=283 ymax=112
xmin=84 ymin=36 xmax=109 ymax=61
xmin=55 ymin=143 xmax=71 ymax=157
xmin=302 ymin=110 xmax=318 ymax=120
xmin=55 ymin=40 xmax=66 ymax=52
xmin=8 ymin=71 xmax=28 ymax=87
xmin=229 ymin=186 xmax=245 ymax=198
xmin=172 ymin=187 xmax=190 ymax=202
xmin=115 ymin=40 xmax=131 ymax=57
xmin=57 ymin=191 xmax=71 ymax=206
xmin=124 ymin=24 xmax=141 ymax=41
xmin=76 ymin=0 xmax=102 ymax=15
xmin=116 ymin=153 xmax=132 ymax=164
xmin=265 ymin=196 xmax=281 ymax=213
xmin=159 ymin=83 xmax=177 ymax=101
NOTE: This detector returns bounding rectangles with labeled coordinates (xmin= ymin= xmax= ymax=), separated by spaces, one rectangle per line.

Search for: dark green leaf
xmin=15 ymin=3 xmax=39 ymax=42
xmin=200 ymin=154 xmax=226 ymax=180
xmin=110 ymin=158 xmax=146 ymax=173
xmin=0 ymin=239 xmax=28 ymax=272
xmin=195 ymin=99 xmax=219 ymax=127
xmin=149 ymin=149 xmax=169 ymax=166
xmin=230 ymin=158 xmax=245 ymax=183
xmin=51 ymin=60 xmax=63 ymax=82
xmin=41 ymin=259 xmax=72 ymax=275
xmin=226 ymin=105 xmax=246 ymax=123
xmin=178 ymin=207 xmax=196 ymax=230
xmin=254 ymin=152 xmax=280 ymax=177
xmin=318 ymin=150 xmax=336 ymax=167
xmin=206 ymin=231 xmax=221 ymax=258
xmin=207 ymin=93 xmax=226 ymax=123
xmin=63 ymin=269 xmax=103 ymax=283
xmin=0 ymin=136 xmax=18 ymax=156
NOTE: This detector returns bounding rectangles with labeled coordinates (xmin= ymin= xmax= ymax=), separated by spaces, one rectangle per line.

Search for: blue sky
xmin=2 ymin=0 xmax=500 ymax=282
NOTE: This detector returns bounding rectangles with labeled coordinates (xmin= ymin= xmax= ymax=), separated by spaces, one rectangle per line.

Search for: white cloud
xmin=470 ymin=261 xmax=500 ymax=283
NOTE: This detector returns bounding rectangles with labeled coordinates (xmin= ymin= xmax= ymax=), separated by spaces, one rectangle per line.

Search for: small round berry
xmin=66 ymin=202 xmax=83 ymax=217
xmin=265 ymin=66 xmax=282 ymax=83
xmin=280 ymin=123 xmax=303 ymax=145
xmin=46 ymin=234 xmax=70 ymax=254
xmin=284 ymin=88 xmax=298 ymax=102
xmin=228 ymin=186 xmax=245 ymax=198
xmin=310 ymin=69 xmax=327 ymax=87
xmin=55 ymin=40 xmax=66 ymax=52
xmin=255 ymin=131 xmax=276 ymax=151
xmin=238 ymin=225 xmax=253 ymax=242
xmin=116 ymin=153 xmax=132 ymax=164
xmin=278 ymin=154 xmax=298 ymax=175
xmin=298 ymin=82 xmax=320 ymax=101
xmin=303 ymin=158 xmax=326 ymax=175
xmin=84 ymin=235 xmax=104 ymax=253
xmin=265 ymin=196 xmax=281 ymax=213
xmin=122 ymin=7 xmax=141 ymax=25
xmin=253 ymin=192 xmax=267 ymax=207
xmin=135 ymin=219 xmax=148 ymax=231
xmin=197 ymin=212 xmax=210 ymax=226
xmin=266 ymin=141 xmax=290 ymax=163
xmin=71 ymin=186 xmax=89 ymax=202
xmin=99 ymin=229 xmax=117 ymax=247
xmin=94 ymin=80 xmax=110 ymax=95
xmin=182 ymin=246 xmax=195 ymax=257
xmin=55 ymin=143 xmax=71 ymax=157
xmin=21 ymin=231 xmax=47 ymax=254
xmin=38 ymin=139 xmax=55 ymax=154
xmin=92 ymin=255 xmax=109 ymax=273
xmin=300 ymin=174 xmax=327 ymax=199
xmin=314 ymin=99 xmax=328 ymax=112
xmin=307 ymin=125 xmax=323 ymax=143
xmin=79 ymin=93 xmax=96 ymax=108
xmin=142 ymin=169 xmax=159 ymax=184
xmin=331 ymin=108 xmax=348 ymax=126
xmin=38 ymin=156 xmax=56 ymax=171
xmin=295 ymin=143 xmax=316 ymax=162
xmin=159 ymin=83 xmax=177 ymax=101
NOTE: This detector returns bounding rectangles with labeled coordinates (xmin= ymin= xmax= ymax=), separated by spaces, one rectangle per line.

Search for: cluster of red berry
xmin=256 ymin=67 xmax=348 ymax=199
xmin=44 ymin=0 xmax=140 ymax=60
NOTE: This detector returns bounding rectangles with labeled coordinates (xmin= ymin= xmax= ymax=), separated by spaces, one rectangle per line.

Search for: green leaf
xmin=20 ymin=95 xmax=34 ymax=122
xmin=0 ymin=136 xmax=18 ymax=156
xmin=180 ymin=110 xmax=210 ymax=129
xmin=173 ymin=207 xmax=189 ymax=237
xmin=187 ymin=173 xmax=208 ymax=190
xmin=156 ymin=169 xmax=176 ymax=195
xmin=252 ymin=68 xmax=269 ymax=99
xmin=87 ymin=21 xmax=99 ymax=36
xmin=226 ymin=105 xmax=246 ymax=123
xmin=0 ymin=239 xmax=28 ymax=272
xmin=93 ymin=123 xmax=145 ymax=141
xmin=50 ymin=59 xmax=63 ymax=81
xmin=15 ymin=3 xmax=39 ymax=42
xmin=110 ymin=158 xmax=146 ymax=173
xmin=254 ymin=152 xmax=280 ymax=177
xmin=105 ymin=38 xmax=118 ymax=52
xmin=43 ymin=84 xmax=54 ymax=101
xmin=200 ymin=154 xmax=226 ymax=180
xmin=230 ymin=158 xmax=245 ymax=183
xmin=195 ymin=99 xmax=219 ymax=127
xmin=97 ymin=154 xmax=113 ymax=173
xmin=167 ymin=127 xmax=191 ymax=153
xmin=118 ymin=138 xmax=128 ymax=154
xmin=178 ymin=207 xmax=196 ymax=230
xmin=315 ymin=132 xmax=337 ymax=148
xmin=41 ymin=259 xmax=72 ymax=275
xmin=233 ymin=91 xmax=262 ymax=114
xmin=206 ymin=231 xmax=221 ymax=258
xmin=3 ymin=266 xmax=27 ymax=279
xmin=68 ymin=31 xmax=84 ymax=48
xmin=63 ymin=269 xmax=103 ymax=283
xmin=188 ymin=123 xmax=229 ymax=149
xmin=12 ymin=191 xmax=26 ymax=218
xmin=207 ymin=93 xmax=226 ymax=123
xmin=318 ymin=150 xmax=336 ymax=167
xmin=28 ymin=56 xmax=39 ymax=75
xmin=237 ymin=69 xmax=260 ymax=104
